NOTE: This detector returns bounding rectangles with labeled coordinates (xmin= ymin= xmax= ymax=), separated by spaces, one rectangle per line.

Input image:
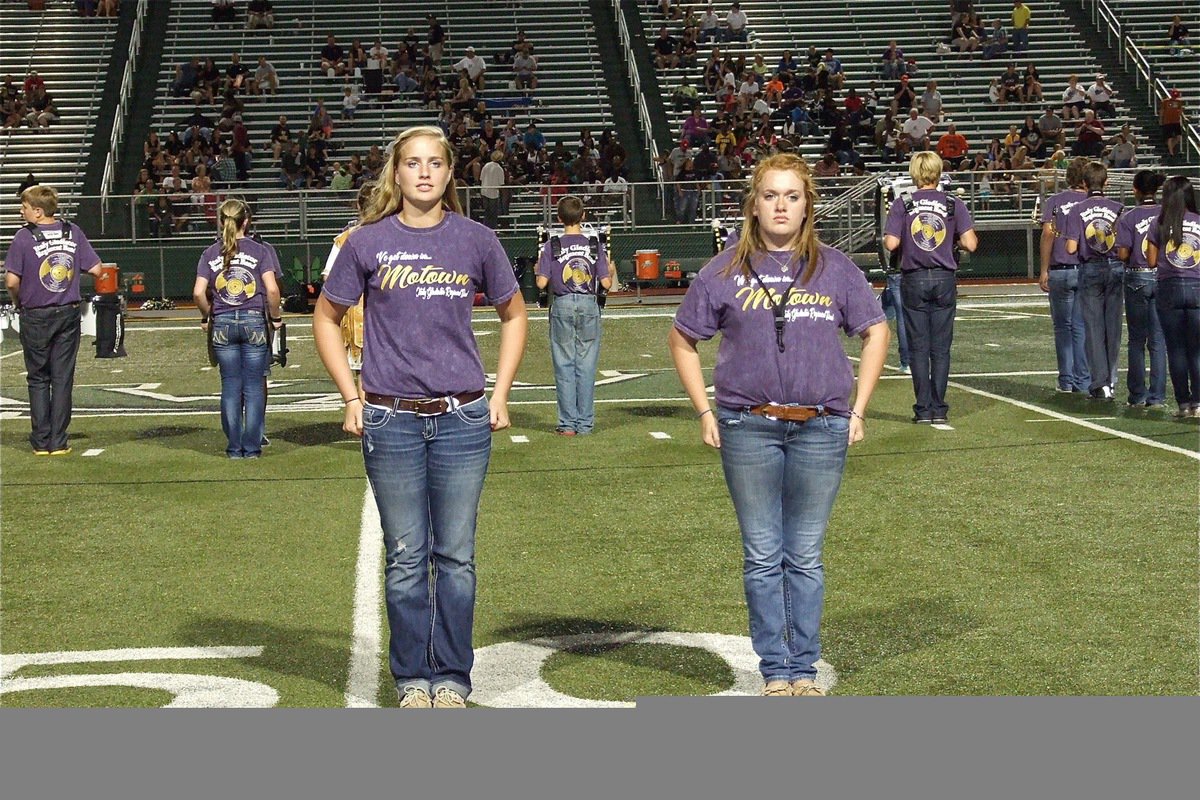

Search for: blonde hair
xmin=727 ymin=153 xmax=823 ymax=284
xmin=218 ymin=198 xmax=250 ymax=273
xmin=21 ymin=185 xmax=58 ymax=216
xmin=909 ymin=151 xmax=943 ymax=187
xmin=360 ymin=126 xmax=462 ymax=225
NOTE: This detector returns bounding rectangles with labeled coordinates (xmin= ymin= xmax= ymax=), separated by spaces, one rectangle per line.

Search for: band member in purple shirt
xmin=1114 ymin=170 xmax=1166 ymax=408
xmin=1065 ymin=161 xmax=1125 ymax=399
xmin=192 ymin=199 xmax=282 ymax=459
xmin=314 ymin=126 xmax=528 ymax=709
xmin=4 ymin=185 xmax=102 ymax=454
xmin=884 ymin=152 xmax=978 ymax=423
xmin=1146 ymin=176 xmax=1200 ymax=418
xmin=1038 ymin=157 xmax=1091 ymax=394
xmin=670 ymin=153 xmax=889 ymax=697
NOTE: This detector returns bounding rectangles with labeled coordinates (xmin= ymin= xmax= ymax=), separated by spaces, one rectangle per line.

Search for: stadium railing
xmin=101 ymin=0 xmax=150 ymax=217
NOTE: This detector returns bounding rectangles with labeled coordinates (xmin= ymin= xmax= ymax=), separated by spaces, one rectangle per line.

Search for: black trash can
xmin=93 ymin=294 xmax=127 ymax=358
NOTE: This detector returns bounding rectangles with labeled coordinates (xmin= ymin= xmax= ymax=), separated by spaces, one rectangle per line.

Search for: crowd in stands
xmin=1 ymin=72 xmax=60 ymax=129
xmin=76 ymin=0 xmax=119 ymax=18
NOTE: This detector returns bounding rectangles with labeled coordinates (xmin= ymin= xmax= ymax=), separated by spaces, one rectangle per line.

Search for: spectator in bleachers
xmin=681 ymin=107 xmax=711 ymax=145
xmin=680 ymin=29 xmax=700 ymax=70
xmin=936 ymin=123 xmax=969 ymax=168
xmin=1011 ymin=1 xmax=1031 ymax=52
xmin=16 ymin=172 xmax=38 ymax=197
xmin=1038 ymin=105 xmax=1066 ymax=150
xmin=427 ymin=14 xmax=447 ymax=68
xmin=672 ymin=75 xmax=700 ymax=111
xmin=144 ymin=131 xmax=162 ymax=162
xmin=921 ymin=80 xmax=944 ymax=123
xmin=22 ymin=71 xmax=44 ymax=98
xmin=346 ymin=153 xmax=365 ymax=185
xmin=1072 ymin=109 xmax=1105 ymax=157
xmin=310 ymin=100 xmax=333 ymax=137
xmin=998 ymin=63 xmax=1024 ymax=104
xmin=225 ymin=53 xmax=249 ymax=94
xmin=1061 ymin=74 xmax=1086 ymax=120
xmin=513 ymin=45 xmax=538 ymax=92
xmin=219 ymin=88 xmax=244 ymax=126
xmin=22 ymin=85 xmax=57 ymax=128
xmin=698 ymin=3 xmax=720 ymax=43
xmin=1023 ymin=63 xmax=1043 ymax=103
xmin=1167 ymin=15 xmax=1191 ymax=55
xmin=524 ymin=122 xmax=546 ymax=152
xmin=673 ymin=156 xmax=701 ymax=223
xmin=813 ymin=151 xmax=841 ymax=177
xmin=1160 ymin=88 xmax=1185 ymax=159
xmin=246 ymin=0 xmax=273 ymax=29
xmin=320 ymin=35 xmax=348 ymax=77
xmin=393 ymin=64 xmax=420 ymax=97
xmin=987 ymin=77 xmax=1001 ymax=104
xmin=171 ymin=57 xmax=201 ymax=99
xmin=827 ymin=123 xmax=859 ymax=165
xmin=266 ymin=114 xmax=290 ymax=162
xmin=345 ymin=39 xmax=367 ymax=76
xmin=77 ymin=0 xmax=97 ymax=15
xmin=479 ymin=150 xmax=506 ymax=228
xmin=900 ymin=107 xmax=935 ymax=154
xmin=1019 ymin=114 xmax=1045 ymax=158
xmin=454 ymin=46 xmax=487 ymax=91
xmin=654 ymin=26 xmax=679 ymax=70
xmin=341 ymin=85 xmax=361 ymax=120
xmin=659 ymin=138 xmax=691 ymax=182
xmin=1105 ymin=133 xmax=1136 ymax=169
xmin=211 ymin=0 xmax=236 ymax=27
xmin=723 ymin=2 xmax=748 ymax=43
xmin=1086 ymin=75 xmax=1117 ymax=119
xmin=450 ymin=76 xmax=476 ymax=112
xmin=305 ymin=143 xmax=328 ymax=189
xmin=198 ymin=57 xmax=221 ymax=104
xmin=980 ymin=18 xmax=1007 ymax=59
xmin=1002 ymin=123 xmax=1022 ymax=155
xmin=189 ymin=163 xmax=214 ymax=225
xmin=179 ymin=105 xmax=215 ymax=145
xmin=420 ymin=67 xmax=443 ymax=109
xmin=279 ymin=141 xmax=303 ymax=190
xmin=329 ymin=161 xmax=354 ymax=192
xmin=880 ymin=39 xmax=904 ymax=77
xmin=658 ymin=0 xmax=682 ymax=20
xmin=248 ymin=55 xmax=278 ymax=95
xmin=161 ymin=165 xmax=191 ymax=232
xmin=134 ymin=178 xmax=167 ymax=237
xmin=891 ymin=74 xmax=916 ymax=115
xmin=230 ymin=115 xmax=252 ymax=181
xmin=764 ymin=73 xmax=785 ymax=107
xmin=775 ymin=49 xmax=798 ymax=80
xmin=950 ymin=0 xmax=973 ymax=28
xmin=952 ymin=16 xmax=980 ymax=55
xmin=822 ymin=49 xmax=845 ymax=91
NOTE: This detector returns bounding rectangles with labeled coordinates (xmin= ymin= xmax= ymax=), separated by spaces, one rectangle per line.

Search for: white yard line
xmin=344 ymin=483 xmax=383 ymax=708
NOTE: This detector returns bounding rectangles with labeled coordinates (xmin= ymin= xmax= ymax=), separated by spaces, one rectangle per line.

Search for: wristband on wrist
xmin=849 ymin=409 xmax=865 ymax=421
xmin=696 ymin=408 xmax=713 ymax=419
xmin=200 ymin=316 xmax=209 ymax=323
xmin=270 ymin=316 xmax=282 ymax=323
xmin=344 ymin=396 xmax=362 ymax=406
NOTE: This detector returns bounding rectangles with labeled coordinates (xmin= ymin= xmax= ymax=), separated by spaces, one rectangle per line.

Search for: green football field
xmin=1 ymin=285 xmax=1197 ymax=705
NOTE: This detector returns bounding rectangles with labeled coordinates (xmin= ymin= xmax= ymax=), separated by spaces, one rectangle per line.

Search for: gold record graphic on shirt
xmin=1085 ymin=219 xmax=1116 ymax=253
xmin=213 ymin=265 xmax=258 ymax=305
xmin=910 ymin=212 xmax=947 ymax=252
xmin=1165 ymin=232 xmax=1200 ymax=270
xmin=561 ymin=258 xmax=593 ymax=290
xmin=38 ymin=253 xmax=73 ymax=293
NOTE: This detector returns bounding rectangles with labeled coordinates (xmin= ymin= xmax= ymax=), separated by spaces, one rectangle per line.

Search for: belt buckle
xmin=412 ymin=397 xmax=447 ymax=416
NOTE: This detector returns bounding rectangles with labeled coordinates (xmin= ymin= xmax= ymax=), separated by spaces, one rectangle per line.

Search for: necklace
xmin=765 ymin=249 xmax=793 ymax=272
xmin=744 ymin=252 xmax=805 ymax=353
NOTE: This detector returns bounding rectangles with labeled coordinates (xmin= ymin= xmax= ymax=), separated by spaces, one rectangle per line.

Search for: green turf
xmin=2 ymin=294 xmax=1197 ymax=704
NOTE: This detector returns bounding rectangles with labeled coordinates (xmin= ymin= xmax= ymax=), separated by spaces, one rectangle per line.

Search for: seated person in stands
xmin=1106 ymin=133 xmax=1136 ymax=169
xmin=134 ymin=178 xmax=167 ymax=237
xmin=1022 ymin=63 xmax=1042 ymax=102
xmin=513 ymin=45 xmax=538 ymax=91
xmin=160 ymin=165 xmax=191 ymax=232
xmin=723 ymin=2 xmax=748 ymax=43
xmin=776 ymin=50 xmax=798 ymax=81
xmin=305 ymin=143 xmax=328 ymax=189
xmin=1167 ymin=15 xmax=1190 ymax=55
xmin=179 ymin=105 xmax=215 ymax=145
xmin=813 ymin=151 xmax=841 ymax=178
xmin=453 ymin=46 xmax=488 ymax=90
xmin=654 ymin=27 xmax=679 ymax=69
xmin=827 ymin=123 xmax=859 ymax=165
xmin=393 ymin=65 xmax=420 ymax=96
xmin=936 ymin=123 xmax=969 ymax=169
xmin=344 ymin=39 xmax=367 ymax=75
xmin=763 ymin=73 xmax=785 ymax=107
xmin=246 ymin=0 xmax=273 ymax=29
xmin=952 ymin=18 xmax=980 ymax=54
xmin=1002 ymin=124 xmax=1022 ymax=154
xmin=279 ymin=142 xmax=304 ymax=190
xmin=679 ymin=29 xmax=700 ymax=70
xmin=1019 ymin=114 xmax=1046 ymax=158
xmin=267 ymin=115 xmax=290 ymax=161
xmin=890 ymin=74 xmax=916 ymax=114
xmin=320 ymin=34 xmax=348 ymax=77
xmin=225 ymin=53 xmax=249 ymax=93
xmin=981 ymin=18 xmax=1007 ymax=59
xmin=198 ymin=57 xmax=221 ymax=104
xmin=449 ymin=76 xmax=476 ymax=111
xmin=822 ymin=49 xmax=844 ymax=90
xmin=1086 ymin=75 xmax=1117 ymax=119
xmin=23 ymin=86 xmax=58 ymax=128
xmin=310 ymin=100 xmax=333 ymax=137
xmin=998 ymin=64 xmax=1024 ymax=104
xmin=1072 ymin=109 xmax=1105 ymax=157
xmin=1038 ymin=105 xmax=1066 ymax=149
xmin=248 ymin=55 xmax=278 ymax=95
xmin=920 ymin=80 xmax=943 ymax=123
xmin=171 ymin=57 xmax=201 ymax=99
xmin=899 ymin=107 xmax=935 ymax=154
xmin=672 ymin=76 xmax=700 ymax=111
xmin=503 ymin=30 xmax=531 ymax=66
xmin=681 ymin=106 xmax=711 ymax=144
xmin=1061 ymin=74 xmax=1086 ymax=120
xmin=698 ymin=4 xmax=720 ymax=43
xmin=880 ymin=40 xmax=904 ymax=79
xmin=524 ymin=122 xmax=546 ymax=151
xmin=211 ymin=0 xmax=236 ymax=26
xmin=341 ymin=85 xmax=360 ymax=119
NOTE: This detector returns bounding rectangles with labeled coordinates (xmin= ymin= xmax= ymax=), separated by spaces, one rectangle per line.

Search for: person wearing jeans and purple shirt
xmin=669 ymin=153 xmax=889 ymax=697
xmin=884 ymin=152 xmax=978 ymax=424
xmin=1115 ymin=170 xmax=1167 ymax=408
xmin=4 ymin=185 xmax=102 ymax=455
xmin=314 ymin=126 xmax=528 ymax=709
xmin=193 ymin=199 xmax=282 ymax=459
xmin=536 ymin=195 xmax=612 ymax=436
xmin=1147 ymin=176 xmax=1200 ymax=417
xmin=1065 ymin=161 xmax=1124 ymax=399
xmin=1038 ymin=157 xmax=1091 ymax=394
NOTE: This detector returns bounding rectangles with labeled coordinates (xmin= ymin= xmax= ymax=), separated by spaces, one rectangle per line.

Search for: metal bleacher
xmin=146 ymin=0 xmax=618 ymax=237
xmin=641 ymin=0 xmax=1158 ymax=178
xmin=0 ymin=4 xmax=119 ymax=242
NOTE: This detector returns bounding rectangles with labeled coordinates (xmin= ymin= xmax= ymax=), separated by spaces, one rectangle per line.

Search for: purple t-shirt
xmin=535 ymin=233 xmax=609 ymax=296
xmin=1064 ymin=193 xmax=1123 ymax=262
xmin=1114 ymin=204 xmax=1159 ymax=270
xmin=884 ymin=189 xmax=974 ymax=272
xmin=321 ymin=211 xmax=519 ymax=397
xmin=196 ymin=237 xmax=280 ymax=316
xmin=1041 ymin=189 xmax=1086 ymax=266
xmin=1147 ymin=210 xmax=1200 ymax=281
xmin=4 ymin=222 xmax=101 ymax=308
xmin=674 ymin=244 xmax=885 ymax=413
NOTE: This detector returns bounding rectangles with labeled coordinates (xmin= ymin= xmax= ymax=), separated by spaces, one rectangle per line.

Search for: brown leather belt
xmin=748 ymin=404 xmax=827 ymax=423
xmin=364 ymin=390 xmax=485 ymax=415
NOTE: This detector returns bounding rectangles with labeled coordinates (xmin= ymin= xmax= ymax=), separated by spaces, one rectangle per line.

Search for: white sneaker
xmin=432 ymin=686 xmax=466 ymax=708
xmin=398 ymin=687 xmax=432 ymax=708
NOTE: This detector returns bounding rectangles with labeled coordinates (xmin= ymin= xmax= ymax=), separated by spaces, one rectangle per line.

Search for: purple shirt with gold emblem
xmin=4 ymin=222 xmax=100 ymax=308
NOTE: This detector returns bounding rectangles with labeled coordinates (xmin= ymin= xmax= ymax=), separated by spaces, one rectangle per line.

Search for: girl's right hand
xmin=343 ymin=400 xmax=363 ymax=437
xmin=701 ymin=412 xmax=720 ymax=449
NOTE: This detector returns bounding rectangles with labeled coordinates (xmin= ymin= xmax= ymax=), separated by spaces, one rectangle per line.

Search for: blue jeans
xmin=1156 ymin=277 xmax=1200 ymax=408
xmin=1079 ymin=259 xmax=1124 ymax=392
xmin=1012 ymin=27 xmax=1028 ymax=51
xmin=549 ymin=293 xmax=601 ymax=433
xmin=1047 ymin=268 xmax=1090 ymax=392
xmin=361 ymin=395 xmax=493 ymax=700
xmin=717 ymin=408 xmax=849 ymax=682
xmin=1123 ymin=271 xmax=1167 ymax=405
xmin=901 ymin=269 xmax=957 ymax=419
xmin=211 ymin=310 xmax=268 ymax=458
xmin=18 ymin=303 xmax=82 ymax=452
xmin=675 ymin=187 xmax=699 ymax=224
xmin=881 ymin=273 xmax=910 ymax=368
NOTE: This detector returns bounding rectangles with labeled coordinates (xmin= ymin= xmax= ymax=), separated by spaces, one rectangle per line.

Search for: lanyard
xmin=744 ymin=256 xmax=804 ymax=353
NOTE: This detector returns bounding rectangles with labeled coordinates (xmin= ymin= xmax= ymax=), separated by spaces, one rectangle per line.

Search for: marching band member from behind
xmin=313 ymin=126 xmax=528 ymax=709
xmin=669 ymin=153 xmax=889 ymax=697
xmin=1114 ymin=170 xmax=1167 ymax=408
xmin=1147 ymin=176 xmax=1200 ymax=417
xmin=193 ymin=198 xmax=282 ymax=459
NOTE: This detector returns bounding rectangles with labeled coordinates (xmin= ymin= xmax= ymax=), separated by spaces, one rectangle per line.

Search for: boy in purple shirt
xmin=1065 ymin=161 xmax=1124 ymax=398
xmin=535 ymin=195 xmax=612 ymax=435
xmin=4 ymin=185 xmax=102 ymax=454
xmin=670 ymin=153 xmax=888 ymax=697
xmin=1038 ymin=157 xmax=1091 ymax=393
xmin=314 ymin=125 xmax=528 ymax=709
xmin=883 ymin=152 xmax=978 ymax=423
xmin=1114 ymin=170 xmax=1166 ymax=407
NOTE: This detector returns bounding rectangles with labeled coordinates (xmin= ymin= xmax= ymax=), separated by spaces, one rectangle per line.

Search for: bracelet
xmin=849 ymin=410 xmax=865 ymax=421
xmin=270 ymin=317 xmax=282 ymax=323
xmin=344 ymin=397 xmax=362 ymax=406
xmin=200 ymin=316 xmax=209 ymax=323
xmin=696 ymin=408 xmax=713 ymax=419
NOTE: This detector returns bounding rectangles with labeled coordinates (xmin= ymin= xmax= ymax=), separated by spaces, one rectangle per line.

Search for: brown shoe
xmin=432 ymin=686 xmax=467 ymax=708
xmin=398 ymin=687 xmax=432 ymax=708
xmin=790 ymin=679 xmax=827 ymax=696
xmin=761 ymin=680 xmax=792 ymax=696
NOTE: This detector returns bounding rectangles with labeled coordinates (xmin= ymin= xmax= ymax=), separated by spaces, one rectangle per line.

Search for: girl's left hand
xmin=490 ymin=401 xmax=510 ymax=431
xmin=848 ymin=415 xmax=865 ymax=446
